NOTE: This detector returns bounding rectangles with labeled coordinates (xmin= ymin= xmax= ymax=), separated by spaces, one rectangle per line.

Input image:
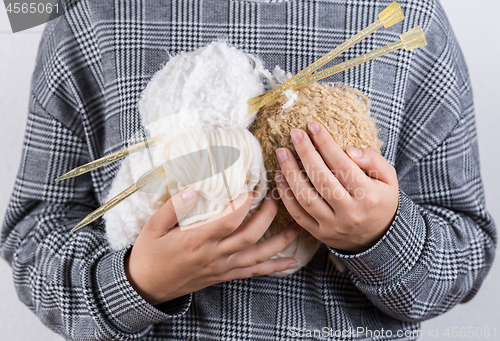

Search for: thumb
xmin=145 ymin=187 xmax=198 ymax=235
xmin=346 ymin=147 xmax=397 ymax=186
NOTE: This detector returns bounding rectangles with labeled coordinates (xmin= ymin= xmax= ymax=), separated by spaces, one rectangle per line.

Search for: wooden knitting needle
xmin=247 ymin=1 xmax=404 ymax=113
xmin=69 ymin=145 xmax=242 ymax=232
xmin=70 ymin=165 xmax=166 ymax=232
xmin=55 ymin=134 xmax=166 ymax=182
xmin=291 ymin=26 xmax=427 ymax=90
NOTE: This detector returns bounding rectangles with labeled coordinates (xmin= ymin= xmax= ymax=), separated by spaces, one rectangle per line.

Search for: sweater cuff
xmin=90 ymin=246 xmax=192 ymax=335
xmin=328 ymin=190 xmax=426 ymax=286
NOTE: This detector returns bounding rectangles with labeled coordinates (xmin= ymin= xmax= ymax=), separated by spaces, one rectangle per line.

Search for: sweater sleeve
xmin=0 ymin=13 xmax=191 ymax=341
xmin=329 ymin=1 xmax=496 ymax=322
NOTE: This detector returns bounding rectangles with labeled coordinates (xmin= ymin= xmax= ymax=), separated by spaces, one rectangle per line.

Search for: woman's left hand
xmin=274 ymin=121 xmax=399 ymax=254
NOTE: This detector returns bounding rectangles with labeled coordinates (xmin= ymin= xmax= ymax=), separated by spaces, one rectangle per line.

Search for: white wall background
xmin=0 ymin=1 xmax=498 ymax=340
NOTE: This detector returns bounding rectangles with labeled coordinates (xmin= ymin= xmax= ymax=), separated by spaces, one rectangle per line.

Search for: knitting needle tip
xmin=54 ymin=134 xmax=166 ymax=182
xmin=69 ymin=165 xmax=166 ymax=233
xmin=55 ymin=173 xmax=72 ymax=182
xmin=70 ymin=217 xmax=92 ymax=233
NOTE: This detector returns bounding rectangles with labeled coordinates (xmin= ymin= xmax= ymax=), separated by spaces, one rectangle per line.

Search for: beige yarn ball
xmin=250 ymin=82 xmax=383 ymax=275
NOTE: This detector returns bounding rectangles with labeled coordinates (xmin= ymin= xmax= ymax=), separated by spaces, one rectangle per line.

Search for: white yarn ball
xmin=105 ymin=126 xmax=267 ymax=250
xmin=138 ymin=41 xmax=272 ymax=130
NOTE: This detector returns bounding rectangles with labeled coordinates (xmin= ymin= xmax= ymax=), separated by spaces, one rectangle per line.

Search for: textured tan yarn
xmin=250 ymin=82 xmax=383 ymax=274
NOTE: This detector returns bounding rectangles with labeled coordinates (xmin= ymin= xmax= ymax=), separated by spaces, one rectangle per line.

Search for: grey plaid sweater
xmin=1 ymin=0 xmax=496 ymax=340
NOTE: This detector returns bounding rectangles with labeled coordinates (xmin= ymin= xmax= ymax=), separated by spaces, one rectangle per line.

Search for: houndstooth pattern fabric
xmin=1 ymin=0 xmax=496 ymax=340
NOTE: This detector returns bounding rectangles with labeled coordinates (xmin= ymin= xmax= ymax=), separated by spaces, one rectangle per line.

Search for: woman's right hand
xmin=125 ymin=188 xmax=302 ymax=305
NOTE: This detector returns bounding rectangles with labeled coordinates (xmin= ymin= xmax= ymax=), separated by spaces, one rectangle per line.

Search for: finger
xmin=186 ymin=192 xmax=254 ymax=240
xmin=274 ymin=171 xmax=320 ymax=230
xmin=145 ymin=187 xmax=198 ymax=236
xmin=289 ymin=128 xmax=352 ymax=203
xmin=307 ymin=122 xmax=369 ymax=189
xmin=218 ymin=192 xmax=279 ymax=254
xmin=276 ymin=147 xmax=334 ymax=221
xmin=227 ymin=222 xmax=303 ymax=269
xmin=224 ymin=257 xmax=298 ymax=281
xmin=346 ymin=147 xmax=398 ymax=186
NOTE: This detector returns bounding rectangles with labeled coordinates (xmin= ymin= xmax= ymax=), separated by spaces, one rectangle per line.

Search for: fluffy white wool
xmin=138 ymin=41 xmax=271 ymax=130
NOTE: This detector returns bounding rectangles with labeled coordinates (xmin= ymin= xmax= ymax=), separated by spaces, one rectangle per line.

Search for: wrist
xmin=124 ymin=248 xmax=165 ymax=305
xmin=89 ymin=247 xmax=186 ymax=333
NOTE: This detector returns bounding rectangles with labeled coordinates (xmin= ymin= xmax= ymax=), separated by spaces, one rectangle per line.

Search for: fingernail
xmin=181 ymin=187 xmax=195 ymax=202
xmin=288 ymin=262 xmax=298 ymax=269
xmin=347 ymin=147 xmax=363 ymax=159
xmin=268 ymin=189 xmax=278 ymax=201
xmin=276 ymin=148 xmax=288 ymax=164
xmin=290 ymin=129 xmax=303 ymax=144
xmin=308 ymin=122 xmax=320 ymax=135
xmin=275 ymin=171 xmax=285 ymax=183
xmin=294 ymin=225 xmax=303 ymax=235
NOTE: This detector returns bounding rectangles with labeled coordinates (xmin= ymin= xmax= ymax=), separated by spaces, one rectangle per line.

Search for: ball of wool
xmin=250 ymin=82 xmax=383 ymax=275
xmin=105 ymin=126 xmax=267 ymax=250
xmin=138 ymin=41 xmax=273 ymax=131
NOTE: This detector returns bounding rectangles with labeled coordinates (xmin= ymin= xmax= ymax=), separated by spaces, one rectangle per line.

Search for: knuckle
xmin=188 ymin=238 xmax=205 ymax=254
xmin=336 ymin=160 xmax=351 ymax=173
xmin=348 ymin=212 xmax=363 ymax=227
xmin=281 ymin=234 xmax=295 ymax=249
xmin=366 ymin=158 xmax=376 ymax=170
xmin=253 ymin=254 xmax=267 ymax=266
xmin=372 ymin=154 xmax=383 ymax=168
xmin=213 ymin=259 xmax=227 ymax=273
xmin=241 ymin=234 xmax=256 ymax=247
xmin=366 ymin=159 xmax=379 ymax=172
xmin=295 ymin=144 xmax=309 ymax=158
xmin=225 ymin=254 xmax=238 ymax=269
xmin=315 ymin=136 xmax=330 ymax=150
xmin=364 ymin=193 xmax=379 ymax=209
xmin=221 ymin=218 xmax=238 ymax=232
xmin=335 ymin=230 xmax=349 ymax=242
xmin=200 ymin=257 xmax=214 ymax=270
xmin=289 ymin=210 xmax=304 ymax=223
xmin=283 ymin=227 xmax=296 ymax=242
xmin=316 ymin=171 xmax=333 ymax=189
xmin=327 ymin=225 xmax=346 ymax=239
xmin=161 ymin=201 xmax=177 ymax=217
xmin=250 ymin=269 xmax=261 ymax=278
xmin=302 ymin=198 xmax=315 ymax=210
xmin=286 ymin=169 xmax=300 ymax=183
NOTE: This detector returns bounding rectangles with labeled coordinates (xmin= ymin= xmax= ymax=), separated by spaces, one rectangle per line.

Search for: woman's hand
xmin=125 ymin=189 xmax=302 ymax=305
xmin=274 ymin=121 xmax=399 ymax=254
